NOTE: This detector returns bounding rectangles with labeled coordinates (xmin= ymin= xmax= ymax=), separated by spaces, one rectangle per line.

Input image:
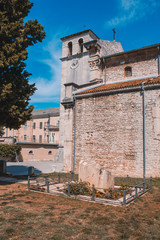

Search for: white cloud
xmin=105 ymin=0 xmax=160 ymax=28
xmin=30 ymin=34 xmax=62 ymax=104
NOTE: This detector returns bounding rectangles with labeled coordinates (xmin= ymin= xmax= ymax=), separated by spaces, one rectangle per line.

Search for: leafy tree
xmin=0 ymin=0 xmax=45 ymax=129
xmin=0 ymin=127 xmax=4 ymax=136
xmin=0 ymin=144 xmax=21 ymax=158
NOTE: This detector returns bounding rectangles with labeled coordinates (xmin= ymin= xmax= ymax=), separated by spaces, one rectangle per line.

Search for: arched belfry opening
xmin=78 ymin=38 xmax=83 ymax=53
xmin=68 ymin=41 xmax=72 ymax=56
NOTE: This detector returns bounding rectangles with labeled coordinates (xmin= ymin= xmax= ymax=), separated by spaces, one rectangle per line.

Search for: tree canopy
xmin=0 ymin=0 xmax=45 ymax=129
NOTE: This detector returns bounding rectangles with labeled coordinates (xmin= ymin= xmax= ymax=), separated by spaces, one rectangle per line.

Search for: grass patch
xmin=0 ymin=178 xmax=159 ymax=239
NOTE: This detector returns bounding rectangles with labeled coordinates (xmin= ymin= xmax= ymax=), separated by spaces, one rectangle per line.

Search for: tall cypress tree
xmin=0 ymin=0 xmax=45 ymax=129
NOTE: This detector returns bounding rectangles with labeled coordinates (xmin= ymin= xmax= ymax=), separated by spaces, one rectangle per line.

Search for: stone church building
xmin=59 ymin=29 xmax=160 ymax=178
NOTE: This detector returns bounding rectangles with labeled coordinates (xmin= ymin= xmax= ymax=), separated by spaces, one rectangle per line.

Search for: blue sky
xmin=26 ymin=0 xmax=160 ymax=110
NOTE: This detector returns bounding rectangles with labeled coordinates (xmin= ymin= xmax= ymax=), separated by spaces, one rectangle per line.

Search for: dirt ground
xmin=0 ymin=179 xmax=160 ymax=240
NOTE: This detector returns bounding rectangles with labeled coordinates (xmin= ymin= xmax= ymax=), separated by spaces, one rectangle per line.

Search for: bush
xmin=64 ymin=181 xmax=91 ymax=196
xmin=0 ymin=144 xmax=21 ymax=158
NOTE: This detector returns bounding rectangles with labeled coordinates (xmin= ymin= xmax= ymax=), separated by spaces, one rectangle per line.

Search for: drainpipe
xmin=73 ymin=94 xmax=76 ymax=175
xmin=158 ymin=46 xmax=160 ymax=75
xmin=103 ymin=58 xmax=106 ymax=84
xmin=141 ymin=82 xmax=146 ymax=179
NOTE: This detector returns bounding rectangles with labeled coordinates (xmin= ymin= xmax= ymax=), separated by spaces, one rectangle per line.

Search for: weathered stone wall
xmin=103 ymin=50 xmax=158 ymax=83
xmin=62 ymin=32 xmax=97 ymax=58
xmin=75 ymin=89 xmax=160 ymax=177
xmin=59 ymin=32 xmax=99 ymax=168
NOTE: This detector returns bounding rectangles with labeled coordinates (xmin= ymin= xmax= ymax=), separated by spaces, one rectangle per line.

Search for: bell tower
xmin=59 ymin=30 xmax=99 ymax=171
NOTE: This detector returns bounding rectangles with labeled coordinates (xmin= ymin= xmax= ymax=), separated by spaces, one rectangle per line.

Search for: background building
xmin=2 ymin=108 xmax=60 ymax=161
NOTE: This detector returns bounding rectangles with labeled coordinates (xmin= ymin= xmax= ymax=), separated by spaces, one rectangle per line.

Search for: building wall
xmin=2 ymin=110 xmax=60 ymax=162
xmin=59 ymin=32 xmax=98 ymax=169
xmin=100 ymin=48 xmax=159 ymax=84
xmin=105 ymin=58 xmax=158 ymax=83
xmin=75 ymin=89 xmax=160 ymax=177
xmin=18 ymin=144 xmax=58 ymax=161
xmin=62 ymin=32 xmax=97 ymax=58
xmin=4 ymin=115 xmax=59 ymax=144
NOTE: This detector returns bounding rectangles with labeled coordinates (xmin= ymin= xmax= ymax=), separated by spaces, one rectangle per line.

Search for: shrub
xmin=0 ymin=144 xmax=21 ymax=158
xmin=64 ymin=181 xmax=91 ymax=196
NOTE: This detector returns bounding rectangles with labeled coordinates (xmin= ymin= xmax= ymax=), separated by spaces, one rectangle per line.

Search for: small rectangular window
xmin=47 ymin=135 xmax=49 ymax=143
xmin=33 ymin=122 xmax=36 ymax=129
xmin=125 ymin=66 xmax=132 ymax=77
xmin=32 ymin=135 xmax=36 ymax=142
xmin=39 ymin=122 xmax=43 ymax=129
xmin=39 ymin=135 xmax=42 ymax=143
xmin=23 ymin=135 xmax=27 ymax=141
xmin=24 ymin=123 xmax=27 ymax=129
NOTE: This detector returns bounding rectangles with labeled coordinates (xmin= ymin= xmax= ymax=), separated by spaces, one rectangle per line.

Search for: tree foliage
xmin=0 ymin=144 xmax=21 ymax=158
xmin=0 ymin=0 xmax=45 ymax=129
xmin=0 ymin=127 xmax=4 ymax=136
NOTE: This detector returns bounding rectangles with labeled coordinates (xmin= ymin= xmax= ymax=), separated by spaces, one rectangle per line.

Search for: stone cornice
xmin=60 ymin=51 xmax=88 ymax=61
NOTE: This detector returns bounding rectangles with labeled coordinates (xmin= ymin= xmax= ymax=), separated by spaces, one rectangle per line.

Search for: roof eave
xmin=61 ymin=29 xmax=99 ymax=41
xmin=100 ymin=43 xmax=160 ymax=60
xmin=75 ymin=83 xmax=160 ymax=99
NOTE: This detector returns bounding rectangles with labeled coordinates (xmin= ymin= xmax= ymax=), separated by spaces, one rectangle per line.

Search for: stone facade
xmin=58 ymin=29 xmax=160 ymax=178
xmin=104 ymin=49 xmax=158 ymax=83
xmin=59 ymin=30 xmax=123 ymax=171
xmin=75 ymin=87 xmax=160 ymax=178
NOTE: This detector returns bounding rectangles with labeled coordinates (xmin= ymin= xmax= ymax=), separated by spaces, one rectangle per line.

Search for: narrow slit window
xmin=39 ymin=122 xmax=43 ymax=129
xmin=32 ymin=135 xmax=36 ymax=142
xmin=125 ymin=66 xmax=132 ymax=77
xmin=23 ymin=135 xmax=27 ymax=141
xmin=78 ymin=38 xmax=83 ymax=53
xmin=68 ymin=42 xmax=72 ymax=56
xmin=39 ymin=135 xmax=42 ymax=143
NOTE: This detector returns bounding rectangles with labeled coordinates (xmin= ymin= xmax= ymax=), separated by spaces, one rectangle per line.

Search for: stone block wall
xmin=74 ymin=89 xmax=160 ymax=177
xmin=103 ymin=50 xmax=158 ymax=83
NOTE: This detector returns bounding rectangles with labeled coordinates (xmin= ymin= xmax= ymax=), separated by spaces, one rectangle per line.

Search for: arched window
xmin=78 ymin=38 xmax=83 ymax=53
xmin=125 ymin=66 xmax=132 ymax=77
xmin=68 ymin=42 xmax=72 ymax=56
xmin=48 ymin=151 xmax=52 ymax=155
xmin=29 ymin=150 xmax=33 ymax=155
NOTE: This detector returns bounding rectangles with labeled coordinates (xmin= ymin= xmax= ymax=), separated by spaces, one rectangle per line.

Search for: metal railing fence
xmin=27 ymin=174 xmax=152 ymax=206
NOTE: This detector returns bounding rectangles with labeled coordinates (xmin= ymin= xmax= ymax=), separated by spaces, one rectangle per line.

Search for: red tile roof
xmin=76 ymin=76 xmax=160 ymax=96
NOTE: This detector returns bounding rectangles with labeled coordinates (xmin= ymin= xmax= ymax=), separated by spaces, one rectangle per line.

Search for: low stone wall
xmin=17 ymin=143 xmax=59 ymax=162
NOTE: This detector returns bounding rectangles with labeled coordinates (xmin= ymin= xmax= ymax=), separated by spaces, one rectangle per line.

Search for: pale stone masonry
xmin=59 ymin=30 xmax=123 ymax=171
xmin=75 ymin=80 xmax=160 ymax=177
xmin=58 ymin=29 xmax=160 ymax=177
